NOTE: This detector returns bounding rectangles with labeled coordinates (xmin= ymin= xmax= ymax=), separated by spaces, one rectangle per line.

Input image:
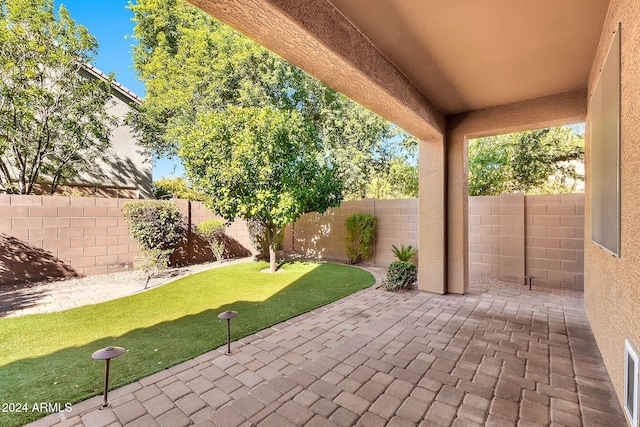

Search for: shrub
xmin=196 ymin=219 xmax=226 ymax=261
xmin=345 ymin=213 xmax=376 ymax=264
xmin=122 ymin=201 xmax=184 ymax=285
xmin=385 ymin=261 xmax=418 ymax=291
xmin=391 ymin=244 xmax=418 ymax=262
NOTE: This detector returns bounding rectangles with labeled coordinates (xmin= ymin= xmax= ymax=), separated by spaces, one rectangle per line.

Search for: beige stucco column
xmin=419 ymin=135 xmax=447 ymax=294
xmin=446 ymin=131 xmax=469 ymax=294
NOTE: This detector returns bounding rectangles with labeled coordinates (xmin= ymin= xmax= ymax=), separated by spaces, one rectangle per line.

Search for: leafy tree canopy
xmin=180 ymin=105 xmax=342 ymax=271
xmin=468 ymin=126 xmax=584 ymax=196
xmin=0 ymin=0 xmax=116 ymax=194
xmin=153 ymin=177 xmax=209 ymax=202
xmin=128 ymin=0 xmax=416 ymax=200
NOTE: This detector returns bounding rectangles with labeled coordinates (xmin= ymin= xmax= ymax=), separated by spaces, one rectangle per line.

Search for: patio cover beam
xmin=187 ymin=0 xmax=445 ymax=141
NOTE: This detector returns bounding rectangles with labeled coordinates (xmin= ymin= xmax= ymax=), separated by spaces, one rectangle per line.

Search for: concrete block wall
xmin=469 ymin=195 xmax=501 ymax=277
xmin=285 ymin=198 xmax=419 ymax=267
xmin=1 ymin=193 xmax=582 ymax=289
xmin=0 ymin=195 xmax=137 ymax=284
xmin=0 ymin=195 xmax=254 ymax=285
xmin=183 ymin=199 xmax=254 ymax=262
xmin=469 ymin=194 xmax=525 ymax=283
xmin=525 ymin=193 xmax=584 ymax=290
xmin=469 ymin=192 xmax=584 ymax=290
xmin=500 ymin=194 xmax=526 ymax=282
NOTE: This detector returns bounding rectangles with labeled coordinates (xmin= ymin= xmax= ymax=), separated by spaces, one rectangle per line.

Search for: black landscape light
xmin=524 ymin=275 xmax=535 ymax=290
xmin=218 ymin=310 xmax=238 ymax=354
xmin=92 ymin=346 xmax=126 ymax=408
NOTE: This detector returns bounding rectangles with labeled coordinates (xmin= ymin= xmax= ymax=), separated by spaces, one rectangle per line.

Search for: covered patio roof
xmin=187 ymin=0 xmax=609 ymax=139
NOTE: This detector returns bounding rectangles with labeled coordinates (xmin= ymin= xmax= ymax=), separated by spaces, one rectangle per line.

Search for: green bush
xmin=122 ymin=201 xmax=184 ymax=283
xmin=196 ymin=219 xmax=226 ymax=261
xmin=391 ymin=244 xmax=418 ymax=262
xmin=385 ymin=261 xmax=418 ymax=291
xmin=345 ymin=213 xmax=376 ymax=264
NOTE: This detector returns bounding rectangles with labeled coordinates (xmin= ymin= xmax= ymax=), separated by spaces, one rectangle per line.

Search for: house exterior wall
xmin=583 ymin=0 xmax=640 ymax=410
xmin=68 ymin=83 xmax=153 ymax=199
xmin=469 ymin=193 xmax=585 ymax=290
xmin=14 ymin=68 xmax=153 ymax=199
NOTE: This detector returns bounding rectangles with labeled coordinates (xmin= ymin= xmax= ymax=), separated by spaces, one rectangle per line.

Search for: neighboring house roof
xmin=81 ymin=62 xmax=143 ymax=105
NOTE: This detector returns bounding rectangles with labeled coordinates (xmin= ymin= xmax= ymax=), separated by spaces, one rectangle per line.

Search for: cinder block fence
xmin=0 ymin=195 xmax=252 ymax=285
xmin=283 ymin=198 xmax=419 ymax=267
xmin=0 ymin=193 xmax=584 ymax=290
xmin=469 ymin=193 xmax=584 ymax=290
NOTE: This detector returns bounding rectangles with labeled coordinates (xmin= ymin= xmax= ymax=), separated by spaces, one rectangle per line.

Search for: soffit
xmin=327 ymin=0 xmax=610 ymax=115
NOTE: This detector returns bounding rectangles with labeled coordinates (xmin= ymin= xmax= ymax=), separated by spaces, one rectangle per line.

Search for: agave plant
xmin=391 ymin=244 xmax=418 ymax=262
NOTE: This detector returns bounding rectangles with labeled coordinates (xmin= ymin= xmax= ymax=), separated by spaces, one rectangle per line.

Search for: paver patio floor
xmin=28 ymin=281 xmax=624 ymax=427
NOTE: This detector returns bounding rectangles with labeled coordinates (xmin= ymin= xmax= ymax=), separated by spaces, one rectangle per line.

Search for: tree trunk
xmin=269 ymin=242 xmax=277 ymax=273
xmin=265 ymin=222 xmax=279 ymax=273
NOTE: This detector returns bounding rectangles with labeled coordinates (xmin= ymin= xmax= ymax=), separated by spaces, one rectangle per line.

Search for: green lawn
xmin=0 ymin=261 xmax=374 ymax=426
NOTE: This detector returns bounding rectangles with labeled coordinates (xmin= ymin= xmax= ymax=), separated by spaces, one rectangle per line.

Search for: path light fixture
xmin=218 ymin=310 xmax=238 ymax=354
xmin=91 ymin=346 xmax=126 ymax=408
xmin=524 ymin=275 xmax=535 ymax=290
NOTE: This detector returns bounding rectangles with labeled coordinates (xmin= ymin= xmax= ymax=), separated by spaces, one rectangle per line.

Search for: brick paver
xmin=26 ymin=272 xmax=625 ymax=426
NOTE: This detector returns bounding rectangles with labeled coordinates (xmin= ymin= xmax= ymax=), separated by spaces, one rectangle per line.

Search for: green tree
xmin=153 ymin=177 xmax=208 ymax=202
xmin=0 ymin=0 xmax=116 ymax=194
xmin=468 ymin=126 xmax=584 ymax=196
xmin=386 ymin=158 xmax=419 ymax=198
xmin=128 ymin=0 xmax=414 ymax=201
xmin=181 ymin=105 xmax=343 ymax=272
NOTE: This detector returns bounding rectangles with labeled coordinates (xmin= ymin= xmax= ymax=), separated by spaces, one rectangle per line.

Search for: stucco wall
xmin=470 ymin=193 xmax=585 ymax=290
xmin=73 ymin=89 xmax=153 ymax=198
xmin=584 ymin=0 xmax=640 ymax=411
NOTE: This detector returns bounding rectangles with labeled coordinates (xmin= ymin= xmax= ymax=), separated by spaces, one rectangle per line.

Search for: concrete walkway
xmin=28 ymin=280 xmax=624 ymax=427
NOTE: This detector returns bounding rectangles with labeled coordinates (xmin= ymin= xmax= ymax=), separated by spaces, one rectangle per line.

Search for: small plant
xmin=122 ymin=200 xmax=184 ymax=287
xmin=345 ymin=213 xmax=377 ymax=264
xmin=196 ymin=219 xmax=226 ymax=261
xmin=385 ymin=260 xmax=418 ymax=291
xmin=391 ymin=244 xmax=418 ymax=262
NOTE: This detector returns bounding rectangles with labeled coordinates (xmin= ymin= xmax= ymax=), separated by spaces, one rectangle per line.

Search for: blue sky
xmin=54 ymin=0 xmax=184 ymax=180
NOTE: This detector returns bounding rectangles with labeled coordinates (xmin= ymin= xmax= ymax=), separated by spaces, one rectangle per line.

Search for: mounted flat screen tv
xmin=590 ymin=24 xmax=621 ymax=257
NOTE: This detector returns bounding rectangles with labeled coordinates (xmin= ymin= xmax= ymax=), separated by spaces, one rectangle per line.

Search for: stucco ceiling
xmin=327 ymin=0 xmax=610 ymax=115
xmin=189 ymin=0 xmax=610 ymax=137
